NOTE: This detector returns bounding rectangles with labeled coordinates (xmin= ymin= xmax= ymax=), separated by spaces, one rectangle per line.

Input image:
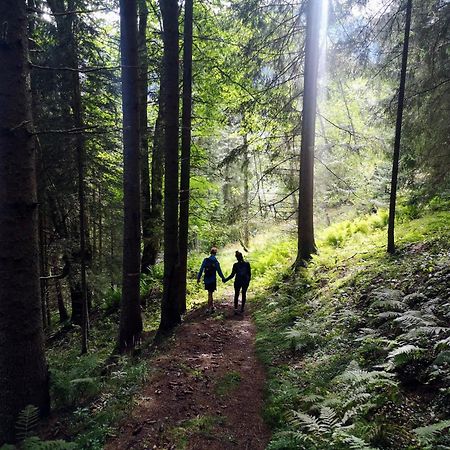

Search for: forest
xmin=0 ymin=0 xmax=449 ymax=448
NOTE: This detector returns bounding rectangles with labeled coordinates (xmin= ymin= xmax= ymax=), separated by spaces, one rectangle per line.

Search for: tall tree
xmin=118 ymin=0 xmax=143 ymax=351
xmin=138 ymin=0 xmax=152 ymax=273
xmin=46 ymin=0 xmax=90 ymax=330
xmin=159 ymin=0 xmax=181 ymax=331
xmin=295 ymin=0 xmax=322 ymax=266
xmin=387 ymin=0 xmax=413 ymax=254
xmin=0 ymin=0 xmax=49 ymax=442
xmin=178 ymin=0 xmax=194 ymax=314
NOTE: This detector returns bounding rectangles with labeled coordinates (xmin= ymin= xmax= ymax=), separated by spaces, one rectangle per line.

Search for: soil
xmin=105 ymin=295 xmax=270 ymax=450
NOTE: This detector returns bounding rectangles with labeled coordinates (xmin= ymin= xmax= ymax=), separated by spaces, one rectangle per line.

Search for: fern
xmin=291 ymin=411 xmax=325 ymax=433
xmin=319 ymin=406 xmax=339 ymax=429
xmin=370 ymin=299 xmax=405 ymax=312
xmin=337 ymin=361 xmax=396 ymax=387
xmin=394 ymin=310 xmax=437 ymax=329
xmin=433 ymin=350 xmax=450 ymax=365
xmin=21 ymin=437 xmax=76 ymax=450
xmin=413 ymin=419 xmax=450 ymax=446
xmin=387 ymin=344 xmax=425 ymax=368
xmin=15 ymin=405 xmax=39 ymax=442
xmin=333 ymin=430 xmax=378 ymax=450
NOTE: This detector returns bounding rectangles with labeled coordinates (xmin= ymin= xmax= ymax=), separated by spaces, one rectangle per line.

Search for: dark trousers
xmin=234 ymin=282 xmax=249 ymax=310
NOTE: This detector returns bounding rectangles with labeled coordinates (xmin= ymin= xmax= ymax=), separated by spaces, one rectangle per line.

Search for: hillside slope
xmin=253 ymin=210 xmax=450 ymax=449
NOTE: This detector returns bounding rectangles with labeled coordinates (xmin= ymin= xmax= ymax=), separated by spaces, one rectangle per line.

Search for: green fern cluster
xmin=0 ymin=406 xmax=77 ymax=450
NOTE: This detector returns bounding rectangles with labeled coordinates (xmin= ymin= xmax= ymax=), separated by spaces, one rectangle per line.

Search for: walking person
xmin=197 ymin=247 xmax=225 ymax=313
xmin=225 ymin=251 xmax=251 ymax=315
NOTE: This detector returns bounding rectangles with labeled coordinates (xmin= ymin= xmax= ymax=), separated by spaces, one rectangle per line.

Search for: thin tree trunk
xmin=69 ymin=9 xmax=90 ymax=354
xmin=159 ymin=0 xmax=181 ymax=332
xmin=118 ymin=0 xmax=143 ymax=351
xmin=142 ymin=79 xmax=165 ymax=271
xmin=295 ymin=0 xmax=321 ymax=266
xmin=138 ymin=0 xmax=152 ymax=273
xmin=242 ymin=135 xmax=250 ymax=248
xmin=178 ymin=0 xmax=194 ymax=315
xmin=0 ymin=0 xmax=49 ymax=441
xmin=55 ymin=277 xmax=69 ymax=323
xmin=387 ymin=0 xmax=412 ymax=254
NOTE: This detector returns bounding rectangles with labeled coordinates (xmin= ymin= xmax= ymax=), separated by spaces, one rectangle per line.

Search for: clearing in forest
xmin=106 ymin=295 xmax=270 ymax=450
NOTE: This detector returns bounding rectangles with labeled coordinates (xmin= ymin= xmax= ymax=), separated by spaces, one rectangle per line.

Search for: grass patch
xmin=215 ymin=371 xmax=242 ymax=397
xmin=169 ymin=415 xmax=225 ymax=449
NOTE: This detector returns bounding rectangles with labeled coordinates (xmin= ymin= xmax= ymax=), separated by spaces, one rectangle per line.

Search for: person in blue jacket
xmin=225 ymin=251 xmax=251 ymax=315
xmin=197 ymin=247 xmax=225 ymax=313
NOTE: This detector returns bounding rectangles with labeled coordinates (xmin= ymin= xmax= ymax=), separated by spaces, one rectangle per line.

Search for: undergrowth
xmin=253 ymin=209 xmax=450 ymax=449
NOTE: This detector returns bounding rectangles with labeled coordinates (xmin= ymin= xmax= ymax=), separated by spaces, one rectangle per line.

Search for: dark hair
xmin=210 ymin=247 xmax=218 ymax=255
xmin=235 ymin=251 xmax=243 ymax=261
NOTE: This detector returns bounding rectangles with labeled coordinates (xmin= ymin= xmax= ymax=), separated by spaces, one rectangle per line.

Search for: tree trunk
xmin=178 ymin=0 xmax=194 ymax=315
xmin=242 ymin=135 xmax=250 ymax=248
xmin=142 ymin=76 xmax=165 ymax=271
xmin=159 ymin=0 xmax=181 ymax=332
xmin=55 ymin=277 xmax=69 ymax=323
xmin=387 ymin=0 xmax=412 ymax=254
xmin=0 ymin=0 xmax=50 ymax=442
xmin=138 ymin=0 xmax=152 ymax=273
xmin=118 ymin=0 xmax=143 ymax=351
xmin=295 ymin=0 xmax=321 ymax=266
xmin=46 ymin=0 xmax=89 ymax=330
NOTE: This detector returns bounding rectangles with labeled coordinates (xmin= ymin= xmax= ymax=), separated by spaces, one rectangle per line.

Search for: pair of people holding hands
xmin=197 ymin=247 xmax=251 ymax=315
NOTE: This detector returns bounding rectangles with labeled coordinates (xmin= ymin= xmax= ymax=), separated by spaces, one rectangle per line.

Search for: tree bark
xmin=178 ymin=0 xmax=194 ymax=315
xmin=159 ymin=0 xmax=181 ymax=332
xmin=118 ymin=0 xmax=143 ymax=351
xmin=295 ymin=0 xmax=321 ymax=266
xmin=0 ymin=0 xmax=50 ymax=442
xmin=138 ymin=0 xmax=152 ymax=273
xmin=387 ymin=0 xmax=412 ymax=254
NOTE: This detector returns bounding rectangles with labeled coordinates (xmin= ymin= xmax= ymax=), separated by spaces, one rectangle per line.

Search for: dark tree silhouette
xmin=0 ymin=0 xmax=49 ymax=442
xmin=118 ymin=0 xmax=143 ymax=351
xmin=159 ymin=0 xmax=182 ymax=331
xmin=178 ymin=0 xmax=194 ymax=314
xmin=295 ymin=0 xmax=322 ymax=266
xmin=387 ymin=0 xmax=413 ymax=254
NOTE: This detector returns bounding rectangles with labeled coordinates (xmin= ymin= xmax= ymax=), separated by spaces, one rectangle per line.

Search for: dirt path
xmin=106 ymin=296 xmax=270 ymax=450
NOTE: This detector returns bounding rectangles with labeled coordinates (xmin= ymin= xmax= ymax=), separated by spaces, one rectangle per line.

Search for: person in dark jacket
xmin=197 ymin=247 xmax=225 ymax=313
xmin=225 ymin=251 xmax=251 ymax=315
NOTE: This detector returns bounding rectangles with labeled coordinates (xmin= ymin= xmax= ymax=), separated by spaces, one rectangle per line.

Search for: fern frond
xmin=436 ymin=336 xmax=450 ymax=350
xmin=371 ymin=299 xmax=405 ymax=311
xmin=15 ymin=405 xmax=39 ymax=441
xmin=433 ymin=350 xmax=450 ymax=366
xmin=333 ymin=430 xmax=378 ymax=450
xmin=376 ymin=311 xmax=401 ymax=321
xmin=21 ymin=437 xmax=77 ymax=449
xmin=413 ymin=419 xmax=450 ymax=445
xmin=319 ymin=406 xmax=339 ymax=429
xmin=291 ymin=411 xmax=324 ymax=433
xmin=394 ymin=311 xmax=437 ymax=329
xmin=387 ymin=344 xmax=425 ymax=366
xmin=342 ymin=405 xmax=366 ymax=424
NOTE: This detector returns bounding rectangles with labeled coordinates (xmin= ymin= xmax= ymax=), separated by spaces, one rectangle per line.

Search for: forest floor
xmin=105 ymin=293 xmax=270 ymax=450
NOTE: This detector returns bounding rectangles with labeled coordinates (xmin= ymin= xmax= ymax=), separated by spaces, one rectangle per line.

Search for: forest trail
xmin=106 ymin=294 xmax=270 ymax=450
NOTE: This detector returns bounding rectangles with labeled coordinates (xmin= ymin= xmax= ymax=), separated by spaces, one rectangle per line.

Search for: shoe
xmin=234 ymin=309 xmax=239 ymax=315
xmin=240 ymin=309 xmax=244 ymax=315
xmin=211 ymin=306 xmax=216 ymax=313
